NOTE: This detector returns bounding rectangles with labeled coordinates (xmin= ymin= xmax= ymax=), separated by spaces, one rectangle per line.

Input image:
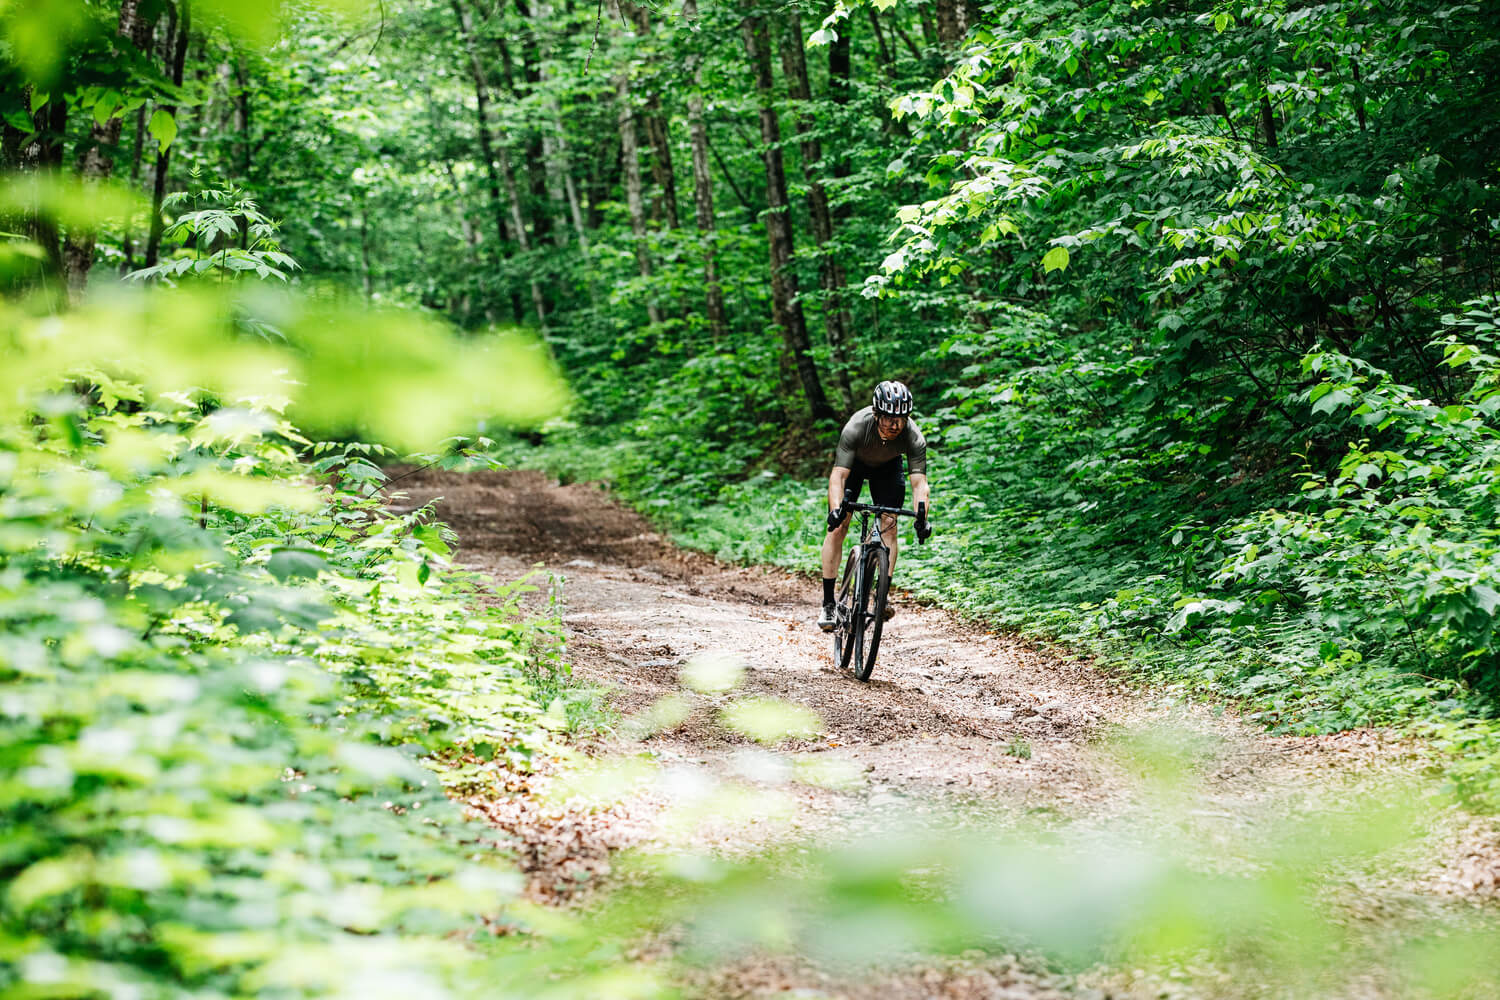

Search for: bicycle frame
xmin=832 ymin=493 xmax=924 ymax=680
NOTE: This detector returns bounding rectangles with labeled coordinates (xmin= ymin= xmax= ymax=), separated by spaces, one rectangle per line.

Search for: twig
xmin=584 ymin=0 xmax=603 ymax=71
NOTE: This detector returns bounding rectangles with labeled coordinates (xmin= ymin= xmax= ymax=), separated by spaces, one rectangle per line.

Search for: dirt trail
xmin=392 ymin=468 xmax=1500 ymax=999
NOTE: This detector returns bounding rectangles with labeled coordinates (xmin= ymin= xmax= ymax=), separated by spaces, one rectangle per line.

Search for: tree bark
xmin=499 ymin=20 xmax=555 ymax=248
xmin=119 ymin=102 xmax=148 ymax=272
xmin=743 ymin=14 xmax=834 ymax=424
xmin=61 ymin=0 xmax=146 ymax=296
xmin=498 ymin=141 xmax=548 ymax=327
xmin=1 ymin=91 xmax=67 ymax=295
xmin=451 ymin=0 xmax=539 ymax=325
xmin=935 ymin=0 xmax=963 ymax=45
xmin=866 ymin=8 xmax=898 ymax=80
xmin=616 ymin=0 xmax=679 ymax=230
xmin=682 ymin=0 xmax=726 ymax=344
xmin=616 ymin=71 xmax=662 ymax=326
xmin=359 ymin=200 xmax=374 ymax=300
xmin=780 ymin=9 xmax=853 ymax=407
xmin=1259 ymin=93 xmax=1278 ymax=149
xmin=828 ymin=19 xmax=854 ymax=217
xmin=145 ymin=0 xmax=191 ymax=269
xmin=232 ymin=55 xmax=251 ymax=176
xmin=451 ymin=0 xmax=508 ymax=249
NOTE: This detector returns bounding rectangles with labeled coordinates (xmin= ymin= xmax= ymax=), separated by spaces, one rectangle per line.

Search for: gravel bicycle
xmin=832 ymin=491 xmax=928 ymax=682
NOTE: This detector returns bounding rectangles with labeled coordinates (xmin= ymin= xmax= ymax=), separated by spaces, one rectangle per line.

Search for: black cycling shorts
xmin=845 ymin=457 xmax=905 ymax=509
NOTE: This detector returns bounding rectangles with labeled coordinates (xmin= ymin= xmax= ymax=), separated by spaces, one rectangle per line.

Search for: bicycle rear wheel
xmin=832 ymin=548 xmax=859 ymax=671
xmin=853 ymin=545 xmax=890 ymax=682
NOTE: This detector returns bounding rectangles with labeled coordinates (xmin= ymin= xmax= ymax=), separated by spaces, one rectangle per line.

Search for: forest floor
xmin=393 ymin=468 xmax=1500 ymax=1000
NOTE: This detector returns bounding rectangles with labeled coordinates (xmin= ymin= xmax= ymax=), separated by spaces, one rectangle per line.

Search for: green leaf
xmin=1473 ymin=585 xmax=1500 ymax=616
xmin=413 ymin=523 xmax=451 ymax=557
xmin=148 ymin=108 xmax=177 ymax=149
xmin=3 ymin=109 xmax=35 ymax=134
xmin=1042 ymin=246 xmax=1070 ymax=273
xmin=266 ymin=547 xmax=327 ymax=582
xmin=92 ymin=89 xmax=121 ymax=125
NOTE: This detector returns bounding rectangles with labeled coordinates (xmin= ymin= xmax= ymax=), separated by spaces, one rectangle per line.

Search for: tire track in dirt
xmin=391 ymin=468 xmax=1500 ymax=999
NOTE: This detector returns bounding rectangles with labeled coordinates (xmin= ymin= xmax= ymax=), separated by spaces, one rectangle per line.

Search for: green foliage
xmin=527 ymin=297 xmax=1500 ymax=808
xmin=126 ymin=181 xmax=299 ymax=285
xmin=0 ymin=235 xmax=587 ymax=993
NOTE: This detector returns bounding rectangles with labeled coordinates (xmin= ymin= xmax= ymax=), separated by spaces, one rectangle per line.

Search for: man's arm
xmin=828 ymin=466 xmax=851 ymax=511
xmin=910 ymin=472 xmax=930 ymax=512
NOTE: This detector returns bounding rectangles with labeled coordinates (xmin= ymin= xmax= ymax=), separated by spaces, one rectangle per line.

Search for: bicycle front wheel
xmin=853 ymin=545 xmax=890 ymax=682
xmin=832 ymin=547 xmax=860 ymax=671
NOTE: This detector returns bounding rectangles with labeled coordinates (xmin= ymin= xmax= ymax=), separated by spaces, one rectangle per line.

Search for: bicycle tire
xmin=832 ymin=548 xmax=860 ymax=671
xmin=854 ymin=545 xmax=891 ymax=682
xmin=852 ymin=552 xmax=870 ymax=678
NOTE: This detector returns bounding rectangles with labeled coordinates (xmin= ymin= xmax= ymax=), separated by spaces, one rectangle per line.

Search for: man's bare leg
xmin=818 ymin=515 xmax=851 ymax=630
xmin=882 ymin=514 xmax=899 ymax=575
xmin=821 ymin=516 xmax=850 ymax=579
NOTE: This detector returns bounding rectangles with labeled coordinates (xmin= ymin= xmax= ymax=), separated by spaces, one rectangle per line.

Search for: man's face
xmin=876 ymin=413 xmax=906 ymax=441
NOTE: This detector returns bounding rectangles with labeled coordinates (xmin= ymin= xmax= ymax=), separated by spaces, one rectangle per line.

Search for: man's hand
xmin=827 ymin=506 xmax=845 ymax=533
xmin=915 ymin=502 xmax=932 ymax=543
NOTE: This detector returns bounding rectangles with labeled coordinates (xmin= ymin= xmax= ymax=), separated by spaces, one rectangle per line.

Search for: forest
xmin=5 ymin=0 xmax=1500 ymax=995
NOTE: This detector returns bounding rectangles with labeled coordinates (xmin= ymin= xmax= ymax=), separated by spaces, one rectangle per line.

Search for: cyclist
xmin=818 ymin=380 xmax=931 ymax=631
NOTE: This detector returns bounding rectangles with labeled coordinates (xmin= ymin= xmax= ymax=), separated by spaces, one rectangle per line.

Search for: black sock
xmin=822 ymin=577 xmax=835 ymax=604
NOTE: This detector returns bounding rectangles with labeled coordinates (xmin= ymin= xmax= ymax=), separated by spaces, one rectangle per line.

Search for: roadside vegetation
xmin=6 ymin=0 xmax=1500 ymax=994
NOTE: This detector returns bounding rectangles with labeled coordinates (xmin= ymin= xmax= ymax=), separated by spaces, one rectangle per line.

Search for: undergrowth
xmin=520 ymin=298 xmax=1500 ymax=812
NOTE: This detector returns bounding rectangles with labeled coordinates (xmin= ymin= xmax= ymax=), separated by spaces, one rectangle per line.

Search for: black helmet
xmin=872 ymin=380 xmax=914 ymax=416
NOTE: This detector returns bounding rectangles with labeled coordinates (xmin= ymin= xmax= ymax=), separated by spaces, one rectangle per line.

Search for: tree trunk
xmin=145 ymin=0 xmax=191 ymax=269
xmin=616 ymin=0 xmax=679 ymax=231
xmin=866 ymin=8 xmax=897 ymax=80
xmin=919 ymin=7 xmax=940 ymax=48
xmin=450 ymin=0 xmax=537 ymax=325
xmin=556 ymin=124 xmax=590 ymax=254
xmin=61 ymin=0 xmax=145 ymax=296
xmin=683 ymin=0 xmax=726 ymax=345
xmin=780 ymin=9 xmax=853 ymax=408
xmin=935 ymin=0 xmax=963 ymax=45
xmin=359 ymin=200 xmax=374 ymax=300
xmin=828 ymin=20 xmax=854 ymax=216
xmin=451 ymin=0 xmax=508 ymax=249
xmin=1 ymin=91 xmax=67 ymax=295
xmin=586 ymin=108 xmax=614 ymax=231
xmin=119 ymin=102 xmax=148 ymax=272
xmin=498 ymin=142 xmax=548 ymax=327
xmin=499 ymin=23 xmax=555 ymax=249
xmin=1351 ymin=59 xmax=1368 ymax=132
xmin=743 ymin=14 xmax=834 ymax=424
xmin=1259 ymin=93 xmax=1278 ymax=149
xmin=642 ymin=98 xmax=678 ymax=230
xmin=233 ymin=55 xmax=251 ymax=176
xmin=615 ymin=71 xmax=662 ymax=326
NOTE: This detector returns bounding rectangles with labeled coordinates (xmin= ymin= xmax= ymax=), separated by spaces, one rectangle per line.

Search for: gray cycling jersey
xmin=833 ymin=406 xmax=927 ymax=476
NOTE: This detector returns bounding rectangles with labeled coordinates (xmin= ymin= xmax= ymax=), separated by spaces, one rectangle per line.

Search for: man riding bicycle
xmin=818 ymin=380 xmax=931 ymax=631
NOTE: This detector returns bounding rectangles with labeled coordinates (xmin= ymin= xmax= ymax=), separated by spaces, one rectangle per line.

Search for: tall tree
xmin=614 ymin=65 xmax=661 ymax=326
xmin=451 ymin=0 xmax=543 ymax=327
xmin=682 ymin=0 xmax=726 ymax=344
xmin=780 ymin=8 xmax=853 ymax=408
xmin=144 ymin=0 xmax=190 ymax=269
xmin=1 ymin=93 xmax=67 ymax=292
xmin=61 ymin=0 xmax=150 ymax=297
xmin=742 ymin=13 xmax=834 ymax=424
xmin=617 ymin=0 xmax=679 ymax=231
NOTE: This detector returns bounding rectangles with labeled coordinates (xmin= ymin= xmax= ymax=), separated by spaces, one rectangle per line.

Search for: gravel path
xmin=392 ymin=468 xmax=1500 ymax=1000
